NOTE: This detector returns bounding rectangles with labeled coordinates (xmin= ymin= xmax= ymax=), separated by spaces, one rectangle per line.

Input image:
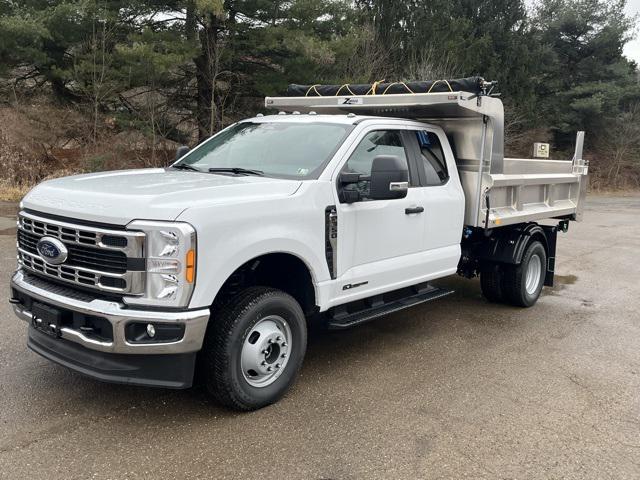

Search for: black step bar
xmin=327 ymin=284 xmax=454 ymax=330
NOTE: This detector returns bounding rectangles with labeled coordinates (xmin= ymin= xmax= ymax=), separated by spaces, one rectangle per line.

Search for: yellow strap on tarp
xmin=335 ymin=84 xmax=356 ymax=96
xmin=305 ymin=84 xmax=322 ymax=97
xmin=381 ymin=81 xmax=415 ymax=95
xmin=427 ymin=79 xmax=453 ymax=93
xmin=366 ymin=79 xmax=386 ymax=95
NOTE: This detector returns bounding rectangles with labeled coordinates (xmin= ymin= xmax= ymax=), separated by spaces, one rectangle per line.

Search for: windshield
xmin=175 ymin=121 xmax=353 ymax=179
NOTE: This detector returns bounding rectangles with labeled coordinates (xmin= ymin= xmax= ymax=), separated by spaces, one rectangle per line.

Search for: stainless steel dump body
xmin=265 ymin=91 xmax=588 ymax=228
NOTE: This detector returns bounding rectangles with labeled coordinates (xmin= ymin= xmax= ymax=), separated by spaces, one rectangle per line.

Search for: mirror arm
xmin=339 ymin=172 xmax=361 ymax=185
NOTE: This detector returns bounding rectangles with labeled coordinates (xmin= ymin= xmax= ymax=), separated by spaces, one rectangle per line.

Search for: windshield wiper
xmin=208 ymin=167 xmax=264 ymax=176
xmin=172 ymin=163 xmax=201 ymax=172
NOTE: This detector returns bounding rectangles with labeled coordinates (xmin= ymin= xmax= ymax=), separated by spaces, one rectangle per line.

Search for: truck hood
xmin=22 ymin=168 xmax=302 ymax=225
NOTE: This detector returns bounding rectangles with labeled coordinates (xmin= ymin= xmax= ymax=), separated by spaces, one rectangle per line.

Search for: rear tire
xmin=480 ymin=263 xmax=505 ymax=303
xmin=202 ymin=286 xmax=307 ymax=411
xmin=502 ymin=240 xmax=547 ymax=307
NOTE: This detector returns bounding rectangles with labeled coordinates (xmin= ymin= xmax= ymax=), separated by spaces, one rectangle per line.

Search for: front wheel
xmin=202 ymin=287 xmax=307 ymax=411
xmin=503 ymin=240 xmax=547 ymax=307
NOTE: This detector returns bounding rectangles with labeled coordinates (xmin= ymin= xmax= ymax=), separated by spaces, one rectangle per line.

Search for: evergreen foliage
xmin=0 ymin=0 xmax=638 ymax=186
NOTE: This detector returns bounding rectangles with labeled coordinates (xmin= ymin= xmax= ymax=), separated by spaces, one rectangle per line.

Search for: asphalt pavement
xmin=0 ymin=196 xmax=639 ymax=479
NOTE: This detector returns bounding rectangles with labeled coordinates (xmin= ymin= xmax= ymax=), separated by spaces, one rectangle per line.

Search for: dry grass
xmin=0 ymin=182 xmax=30 ymax=202
xmin=0 ymin=101 xmax=177 ymax=201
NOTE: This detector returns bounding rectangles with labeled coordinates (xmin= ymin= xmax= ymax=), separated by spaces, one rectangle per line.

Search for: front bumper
xmin=10 ymin=269 xmax=210 ymax=388
xmin=27 ymin=327 xmax=198 ymax=388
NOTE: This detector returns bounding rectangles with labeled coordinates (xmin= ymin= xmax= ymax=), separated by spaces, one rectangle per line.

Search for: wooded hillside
xmin=0 ymin=0 xmax=638 ymax=199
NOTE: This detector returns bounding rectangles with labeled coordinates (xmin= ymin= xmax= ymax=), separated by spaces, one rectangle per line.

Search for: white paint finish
xmin=22 ymin=168 xmax=302 ymax=225
xmin=327 ymin=121 xmax=466 ymax=306
xmin=409 ymin=127 xmax=465 ymax=256
xmin=321 ymin=246 xmax=460 ymax=309
xmin=340 ymin=189 xmax=426 ymax=269
xmin=178 ymin=180 xmax=335 ymax=308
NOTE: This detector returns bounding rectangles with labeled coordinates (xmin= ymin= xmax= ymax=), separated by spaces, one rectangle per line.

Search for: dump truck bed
xmin=265 ymin=89 xmax=589 ymax=228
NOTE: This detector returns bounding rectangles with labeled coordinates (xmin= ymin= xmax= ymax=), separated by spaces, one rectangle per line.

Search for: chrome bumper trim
xmin=11 ymin=270 xmax=209 ymax=355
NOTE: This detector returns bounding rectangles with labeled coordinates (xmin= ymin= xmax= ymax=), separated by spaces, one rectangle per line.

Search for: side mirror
xmin=175 ymin=145 xmax=190 ymax=162
xmin=369 ymin=155 xmax=409 ymax=200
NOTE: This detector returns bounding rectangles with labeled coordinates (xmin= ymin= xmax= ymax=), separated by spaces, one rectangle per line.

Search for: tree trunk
xmin=194 ymin=13 xmax=224 ymax=143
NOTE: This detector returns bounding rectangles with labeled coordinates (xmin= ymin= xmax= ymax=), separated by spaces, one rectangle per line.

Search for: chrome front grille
xmin=21 ymin=215 xmax=103 ymax=245
xmin=17 ymin=211 xmax=146 ymax=295
xmin=18 ymin=229 xmax=128 ymax=273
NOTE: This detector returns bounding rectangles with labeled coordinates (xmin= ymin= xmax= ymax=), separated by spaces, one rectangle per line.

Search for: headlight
xmin=124 ymin=220 xmax=196 ymax=308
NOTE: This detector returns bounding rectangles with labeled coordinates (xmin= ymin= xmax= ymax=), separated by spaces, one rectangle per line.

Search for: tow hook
xmin=9 ymin=298 xmax=22 ymax=305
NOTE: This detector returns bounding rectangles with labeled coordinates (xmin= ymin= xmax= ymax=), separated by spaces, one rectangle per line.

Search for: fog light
xmin=125 ymin=322 xmax=185 ymax=343
xmin=146 ymin=324 xmax=156 ymax=338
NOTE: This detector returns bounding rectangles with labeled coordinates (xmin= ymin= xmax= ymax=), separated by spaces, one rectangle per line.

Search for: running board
xmin=327 ymin=284 xmax=454 ymax=330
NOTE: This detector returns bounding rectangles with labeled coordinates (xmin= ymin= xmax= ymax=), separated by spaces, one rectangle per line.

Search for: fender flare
xmin=478 ymin=224 xmax=558 ymax=286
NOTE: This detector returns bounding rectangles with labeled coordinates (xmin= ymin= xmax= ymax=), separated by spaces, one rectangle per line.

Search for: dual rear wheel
xmin=480 ymin=240 xmax=547 ymax=307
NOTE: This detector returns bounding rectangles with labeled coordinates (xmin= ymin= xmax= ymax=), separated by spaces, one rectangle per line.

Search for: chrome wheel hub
xmin=241 ymin=315 xmax=292 ymax=387
xmin=525 ymin=253 xmax=542 ymax=295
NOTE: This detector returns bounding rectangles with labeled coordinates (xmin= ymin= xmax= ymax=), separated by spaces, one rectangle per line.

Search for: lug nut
xmin=261 ymin=361 xmax=267 ymax=366
xmin=262 ymin=349 xmax=269 ymax=354
xmin=267 ymin=366 xmax=273 ymax=372
xmin=275 ymin=364 xmax=281 ymax=369
xmin=276 ymin=336 xmax=282 ymax=342
xmin=268 ymin=339 xmax=274 ymax=344
xmin=281 ymin=353 xmax=287 ymax=359
xmin=281 ymin=342 xmax=287 ymax=347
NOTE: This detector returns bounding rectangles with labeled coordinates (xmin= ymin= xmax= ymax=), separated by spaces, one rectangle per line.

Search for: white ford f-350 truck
xmin=10 ymin=78 xmax=588 ymax=410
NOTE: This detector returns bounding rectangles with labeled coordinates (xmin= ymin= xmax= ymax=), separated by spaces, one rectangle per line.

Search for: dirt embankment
xmin=0 ymin=101 xmax=178 ymax=201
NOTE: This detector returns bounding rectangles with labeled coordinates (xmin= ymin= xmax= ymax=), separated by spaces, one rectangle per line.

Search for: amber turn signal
xmin=185 ymin=249 xmax=196 ymax=283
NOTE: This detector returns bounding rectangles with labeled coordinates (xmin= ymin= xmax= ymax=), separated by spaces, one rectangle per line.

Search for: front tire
xmin=502 ymin=240 xmax=547 ymax=307
xmin=202 ymin=287 xmax=307 ymax=411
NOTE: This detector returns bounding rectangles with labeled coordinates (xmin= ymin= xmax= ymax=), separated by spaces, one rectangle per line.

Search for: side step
xmin=327 ymin=284 xmax=454 ymax=330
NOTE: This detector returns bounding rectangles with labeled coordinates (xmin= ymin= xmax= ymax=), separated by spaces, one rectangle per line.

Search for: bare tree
xmin=73 ymin=2 xmax=116 ymax=145
xmin=403 ymin=47 xmax=463 ymax=81
xmin=601 ymin=102 xmax=640 ymax=188
xmin=341 ymin=24 xmax=393 ymax=83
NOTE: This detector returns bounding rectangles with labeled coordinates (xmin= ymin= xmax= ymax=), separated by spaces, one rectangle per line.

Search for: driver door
xmin=333 ymin=127 xmax=428 ymax=302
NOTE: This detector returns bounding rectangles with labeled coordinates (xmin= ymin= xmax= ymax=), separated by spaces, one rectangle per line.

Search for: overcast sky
xmin=624 ymin=0 xmax=640 ymax=64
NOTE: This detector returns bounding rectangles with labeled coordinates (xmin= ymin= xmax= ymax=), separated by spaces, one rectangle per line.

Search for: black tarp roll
xmin=287 ymin=76 xmax=485 ymax=97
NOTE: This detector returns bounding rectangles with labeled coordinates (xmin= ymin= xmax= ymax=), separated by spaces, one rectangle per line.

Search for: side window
xmin=343 ymin=130 xmax=409 ymax=200
xmin=415 ymin=131 xmax=449 ymax=186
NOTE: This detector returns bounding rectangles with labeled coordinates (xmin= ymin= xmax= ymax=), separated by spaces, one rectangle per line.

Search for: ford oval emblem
xmin=36 ymin=237 xmax=68 ymax=265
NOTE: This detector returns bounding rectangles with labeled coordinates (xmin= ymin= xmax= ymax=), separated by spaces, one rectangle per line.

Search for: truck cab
xmin=10 ymin=78 xmax=588 ymax=410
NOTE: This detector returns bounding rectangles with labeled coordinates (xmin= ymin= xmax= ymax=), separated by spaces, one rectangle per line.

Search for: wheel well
xmin=528 ymin=231 xmax=548 ymax=254
xmin=459 ymin=222 xmax=558 ymax=280
xmin=213 ymin=253 xmax=317 ymax=315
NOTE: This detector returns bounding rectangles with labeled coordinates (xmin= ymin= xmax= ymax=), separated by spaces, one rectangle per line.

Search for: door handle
xmin=405 ymin=206 xmax=424 ymax=215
